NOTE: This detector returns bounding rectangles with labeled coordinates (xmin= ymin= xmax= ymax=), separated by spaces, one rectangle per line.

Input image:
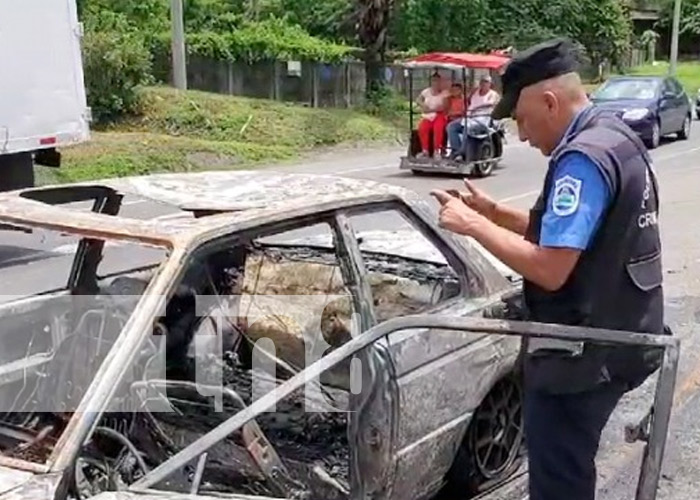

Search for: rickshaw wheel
xmin=472 ymin=141 xmax=496 ymax=177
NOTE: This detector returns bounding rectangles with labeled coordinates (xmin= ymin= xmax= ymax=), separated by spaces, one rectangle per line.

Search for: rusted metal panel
xmin=0 ymin=196 xmax=174 ymax=248
xmin=98 ymin=171 xmax=410 ymax=212
xmin=392 ymin=333 xmax=515 ymax=449
xmin=391 ymin=417 xmax=469 ymax=499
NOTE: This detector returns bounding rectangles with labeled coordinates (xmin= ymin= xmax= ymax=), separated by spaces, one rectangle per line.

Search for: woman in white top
xmin=415 ymin=72 xmax=450 ymax=158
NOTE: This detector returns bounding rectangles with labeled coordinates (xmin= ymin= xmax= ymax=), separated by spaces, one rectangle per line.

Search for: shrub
xmin=81 ymin=8 xmax=153 ymax=124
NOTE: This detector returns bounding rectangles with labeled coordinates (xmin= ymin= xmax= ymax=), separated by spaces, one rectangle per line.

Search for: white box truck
xmin=0 ymin=0 xmax=90 ymax=191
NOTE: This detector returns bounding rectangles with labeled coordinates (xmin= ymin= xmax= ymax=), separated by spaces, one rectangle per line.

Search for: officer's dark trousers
xmin=524 ymin=381 xmax=627 ymax=500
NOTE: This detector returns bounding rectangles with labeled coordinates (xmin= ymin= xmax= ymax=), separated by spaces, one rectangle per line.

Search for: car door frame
xmin=334 ymin=198 xmax=522 ymax=499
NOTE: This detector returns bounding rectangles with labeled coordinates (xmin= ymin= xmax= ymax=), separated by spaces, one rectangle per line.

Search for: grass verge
xmin=49 ymin=86 xmax=403 ymax=184
xmin=585 ymin=61 xmax=700 ymax=95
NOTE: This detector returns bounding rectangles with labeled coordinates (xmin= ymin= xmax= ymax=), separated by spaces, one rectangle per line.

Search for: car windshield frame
xmin=592 ymin=77 xmax=662 ymax=101
xmin=0 ymin=216 xmax=172 ymax=473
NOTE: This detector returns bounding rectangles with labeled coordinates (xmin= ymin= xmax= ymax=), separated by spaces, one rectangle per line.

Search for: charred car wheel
xmin=442 ymin=374 xmax=525 ymax=497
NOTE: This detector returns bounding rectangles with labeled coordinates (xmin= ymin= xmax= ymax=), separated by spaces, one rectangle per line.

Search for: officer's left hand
xmin=430 ymin=189 xmax=484 ymax=235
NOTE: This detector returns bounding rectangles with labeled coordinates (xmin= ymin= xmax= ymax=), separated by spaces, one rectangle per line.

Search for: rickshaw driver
xmin=447 ymin=74 xmax=501 ymax=159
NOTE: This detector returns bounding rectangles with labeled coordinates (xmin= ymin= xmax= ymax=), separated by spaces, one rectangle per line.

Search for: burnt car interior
xmin=0 ymin=185 xmax=528 ymax=500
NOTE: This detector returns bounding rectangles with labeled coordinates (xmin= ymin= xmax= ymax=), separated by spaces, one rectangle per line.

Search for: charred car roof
xmin=0 ymin=171 xmax=419 ymax=247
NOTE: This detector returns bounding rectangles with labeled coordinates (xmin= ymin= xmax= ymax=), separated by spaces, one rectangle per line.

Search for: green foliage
xmin=392 ymin=0 xmax=632 ymax=68
xmin=184 ymin=17 xmax=354 ymax=63
xmin=657 ymin=0 xmax=700 ymax=36
xmin=81 ymin=7 xmax=153 ymax=123
xmin=273 ymin=0 xmax=355 ymax=43
xmin=81 ymin=0 xmax=353 ymax=64
xmin=363 ymin=85 xmax=410 ymax=126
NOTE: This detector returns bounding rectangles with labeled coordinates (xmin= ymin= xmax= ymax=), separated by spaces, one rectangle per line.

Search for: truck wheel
xmin=0 ymin=152 xmax=34 ymax=191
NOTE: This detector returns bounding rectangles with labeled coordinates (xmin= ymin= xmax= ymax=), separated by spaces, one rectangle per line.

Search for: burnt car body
xmin=0 ymin=170 xmax=681 ymax=500
xmin=0 ymin=171 xmax=529 ymax=500
xmin=590 ymin=75 xmax=692 ymax=149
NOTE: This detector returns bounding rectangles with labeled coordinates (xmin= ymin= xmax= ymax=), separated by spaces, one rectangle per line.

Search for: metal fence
xmin=152 ymin=47 xmax=652 ymax=109
xmin=153 ymin=54 xmax=505 ymax=108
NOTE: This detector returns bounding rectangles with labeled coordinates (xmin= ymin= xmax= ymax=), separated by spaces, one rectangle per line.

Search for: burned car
xmin=0 ymin=171 xmax=528 ymax=500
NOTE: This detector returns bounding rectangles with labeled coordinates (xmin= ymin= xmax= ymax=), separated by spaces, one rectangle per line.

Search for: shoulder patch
xmin=552 ymin=175 xmax=582 ymax=216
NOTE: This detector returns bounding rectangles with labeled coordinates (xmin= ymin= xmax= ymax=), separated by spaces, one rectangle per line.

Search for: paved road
xmin=3 ymin=125 xmax=700 ymax=499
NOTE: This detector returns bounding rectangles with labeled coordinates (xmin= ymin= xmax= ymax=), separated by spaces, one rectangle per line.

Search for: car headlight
xmin=622 ymin=108 xmax=649 ymax=121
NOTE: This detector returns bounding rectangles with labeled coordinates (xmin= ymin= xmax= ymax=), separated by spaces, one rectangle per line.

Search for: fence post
xmin=273 ymin=61 xmax=281 ymax=101
xmin=344 ymin=63 xmax=351 ymax=108
xmin=227 ymin=61 xmax=234 ymax=95
xmin=312 ymin=63 xmax=319 ymax=108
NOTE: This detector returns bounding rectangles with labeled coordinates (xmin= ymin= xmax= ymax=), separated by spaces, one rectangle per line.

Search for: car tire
xmin=440 ymin=374 xmax=525 ymax=498
xmin=645 ymin=121 xmax=661 ymax=150
xmin=678 ymin=114 xmax=691 ymax=140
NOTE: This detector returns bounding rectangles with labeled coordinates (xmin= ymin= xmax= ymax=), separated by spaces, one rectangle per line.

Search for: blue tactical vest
xmin=522 ymin=105 xmax=666 ymax=395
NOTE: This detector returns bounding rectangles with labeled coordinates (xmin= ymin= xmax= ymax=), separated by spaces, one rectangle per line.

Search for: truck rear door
xmin=0 ymin=0 xmax=90 ymax=155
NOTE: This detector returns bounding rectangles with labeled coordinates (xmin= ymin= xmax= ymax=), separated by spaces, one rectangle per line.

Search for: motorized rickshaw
xmin=398 ymin=51 xmax=511 ymax=177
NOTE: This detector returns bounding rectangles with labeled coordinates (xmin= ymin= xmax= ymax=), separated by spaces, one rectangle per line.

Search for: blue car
xmin=590 ymin=75 xmax=692 ymax=149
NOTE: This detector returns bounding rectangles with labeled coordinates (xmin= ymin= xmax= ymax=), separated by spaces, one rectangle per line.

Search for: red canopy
xmin=402 ymin=51 xmax=510 ymax=70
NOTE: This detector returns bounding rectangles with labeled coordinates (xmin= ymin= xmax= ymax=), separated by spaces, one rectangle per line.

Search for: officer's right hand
xmin=459 ymin=179 xmax=497 ymax=219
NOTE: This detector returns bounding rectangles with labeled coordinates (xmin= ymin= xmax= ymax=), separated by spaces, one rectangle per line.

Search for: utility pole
xmin=171 ymin=0 xmax=187 ymax=90
xmin=670 ymin=0 xmax=682 ymax=75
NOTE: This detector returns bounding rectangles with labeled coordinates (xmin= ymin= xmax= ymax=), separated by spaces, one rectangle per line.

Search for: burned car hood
xmin=268 ymin=228 xmax=520 ymax=282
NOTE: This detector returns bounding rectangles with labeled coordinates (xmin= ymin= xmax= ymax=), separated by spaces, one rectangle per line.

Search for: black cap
xmin=492 ymin=38 xmax=581 ymax=120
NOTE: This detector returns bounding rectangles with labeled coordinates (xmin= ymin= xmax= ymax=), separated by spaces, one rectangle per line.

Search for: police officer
xmin=431 ymin=38 xmax=665 ymax=500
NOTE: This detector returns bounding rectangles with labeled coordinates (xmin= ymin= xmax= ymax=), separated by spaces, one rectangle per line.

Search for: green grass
xmin=49 ymin=86 xmax=403 ymax=184
xmin=585 ymin=61 xmax=700 ymax=95
xmin=626 ymin=61 xmax=700 ymax=94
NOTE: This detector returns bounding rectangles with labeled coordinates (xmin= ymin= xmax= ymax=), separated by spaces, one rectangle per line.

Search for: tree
xmin=391 ymin=0 xmax=632 ymax=71
xmin=657 ymin=0 xmax=700 ymax=36
xmin=355 ymin=0 xmax=399 ymax=97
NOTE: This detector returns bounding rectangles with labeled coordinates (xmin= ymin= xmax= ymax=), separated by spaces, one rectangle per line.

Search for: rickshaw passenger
xmin=447 ymin=75 xmax=501 ymax=157
xmin=416 ymin=72 xmax=450 ymax=158
xmin=447 ymin=83 xmax=466 ymax=122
